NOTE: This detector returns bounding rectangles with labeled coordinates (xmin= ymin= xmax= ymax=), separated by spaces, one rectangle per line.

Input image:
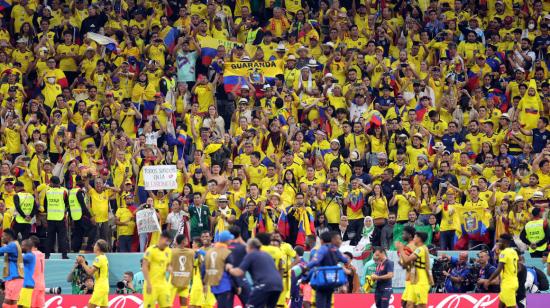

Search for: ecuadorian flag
xmin=223 ymin=60 xmax=284 ymax=93
xmin=197 ymin=36 xmax=242 ymax=66
xmin=453 ymin=202 xmax=490 ymax=249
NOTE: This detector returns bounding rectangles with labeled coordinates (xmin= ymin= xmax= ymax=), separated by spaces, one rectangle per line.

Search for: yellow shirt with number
xmin=413 ymin=245 xmax=430 ymax=285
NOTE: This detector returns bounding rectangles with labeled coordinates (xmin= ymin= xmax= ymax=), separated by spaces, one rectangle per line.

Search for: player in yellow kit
xmin=142 ymin=231 xmax=173 ymax=308
xmin=77 ymin=239 xmax=109 ymax=308
xmin=396 ymin=231 xmax=433 ymax=308
xmin=485 ymin=234 xmax=519 ymax=308
xmin=398 ymin=226 xmax=417 ymax=308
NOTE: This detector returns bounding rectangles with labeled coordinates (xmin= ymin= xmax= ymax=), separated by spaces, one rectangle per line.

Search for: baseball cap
xmin=217 ymin=230 xmax=234 ymax=242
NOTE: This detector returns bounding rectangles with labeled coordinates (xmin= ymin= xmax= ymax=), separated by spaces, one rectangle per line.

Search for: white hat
xmin=533 ymin=191 xmax=545 ymax=198
xmin=240 ymin=84 xmax=250 ymax=90
xmin=287 ymin=54 xmax=296 ymax=61
xmin=324 ymin=73 xmax=334 ymax=79
xmin=240 ymin=55 xmax=251 ymax=61
xmin=514 ymin=195 xmax=524 ymax=202
xmin=433 ymin=142 xmax=445 ymax=151
xmin=239 ymin=97 xmax=248 ymax=104
xmin=297 ymin=45 xmax=308 ymax=52
xmin=324 ymin=42 xmax=335 ymax=48
xmin=308 ymin=59 xmax=318 ymax=68
xmin=218 ymin=194 xmax=229 ymax=202
xmin=330 ymin=139 xmax=340 ymax=145
xmin=276 ymin=43 xmax=287 ymax=51
xmin=262 ymin=84 xmax=272 ymax=90
xmin=16 ymin=37 xmax=28 ymax=44
xmin=500 ymin=113 xmax=511 ymax=120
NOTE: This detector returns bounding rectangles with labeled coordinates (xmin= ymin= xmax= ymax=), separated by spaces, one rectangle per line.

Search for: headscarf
xmin=362 ymin=216 xmax=374 ymax=239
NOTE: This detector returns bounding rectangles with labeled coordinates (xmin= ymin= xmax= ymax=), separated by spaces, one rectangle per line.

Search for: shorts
xmin=189 ymin=281 xmax=216 ymax=307
xmin=89 ymin=288 xmax=109 ymax=307
xmin=301 ymin=284 xmax=312 ymax=302
xmin=5 ymin=278 xmax=23 ymax=301
xmin=412 ymin=283 xmax=430 ymax=305
xmin=17 ymin=287 xmax=33 ymax=307
xmin=31 ymin=289 xmax=45 ymax=308
xmin=171 ymin=285 xmax=189 ymax=304
xmin=143 ymin=284 xmax=172 ymax=308
xmin=500 ymin=284 xmax=519 ymax=307
xmin=401 ymin=281 xmax=413 ymax=302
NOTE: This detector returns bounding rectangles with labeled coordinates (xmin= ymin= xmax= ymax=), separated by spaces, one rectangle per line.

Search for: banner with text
xmin=143 ymin=165 xmax=177 ymax=190
xmin=136 ymin=208 xmax=161 ymax=234
xmin=334 ymin=293 xmax=500 ymax=308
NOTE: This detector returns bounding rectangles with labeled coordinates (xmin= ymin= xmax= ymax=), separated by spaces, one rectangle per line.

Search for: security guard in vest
xmin=520 ymin=207 xmax=550 ymax=258
xmin=44 ymin=176 xmax=70 ymax=259
xmin=13 ymin=181 xmax=37 ymax=240
xmin=69 ymin=176 xmax=96 ymax=253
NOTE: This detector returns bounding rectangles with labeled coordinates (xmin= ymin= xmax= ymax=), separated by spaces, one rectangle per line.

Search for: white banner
xmin=136 ymin=208 xmax=161 ymax=234
xmin=143 ymin=165 xmax=177 ymax=190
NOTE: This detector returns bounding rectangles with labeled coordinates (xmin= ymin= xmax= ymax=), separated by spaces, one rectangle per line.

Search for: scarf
xmin=3 ymin=241 xmax=23 ymax=278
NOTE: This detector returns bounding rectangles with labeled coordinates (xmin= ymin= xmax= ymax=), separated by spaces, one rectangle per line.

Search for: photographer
xmin=78 ymin=276 xmax=94 ymax=295
xmin=440 ymin=252 xmax=472 ymax=293
xmin=66 ymin=255 xmax=89 ymax=294
xmin=475 ymin=250 xmax=500 ymax=293
xmin=116 ymin=271 xmax=136 ymax=294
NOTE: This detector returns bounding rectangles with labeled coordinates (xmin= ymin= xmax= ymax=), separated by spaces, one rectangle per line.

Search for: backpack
xmin=529 ymin=266 xmax=549 ymax=291
xmin=308 ymin=246 xmax=348 ymax=290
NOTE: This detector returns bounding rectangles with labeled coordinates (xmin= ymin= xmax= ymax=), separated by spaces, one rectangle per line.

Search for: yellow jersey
xmin=498 ymin=247 xmax=519 ymax=285
xmin=144 ymin=245 xmax=172 ymax=286
xmin=93 ymin=254 xmax=109 ymax=292
xmin=413 ymin=245 xmax=430 ymax=285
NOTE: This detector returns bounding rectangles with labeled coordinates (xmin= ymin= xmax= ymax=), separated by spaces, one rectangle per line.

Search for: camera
xmin=45 ymin=287 xmax=62 ymax=294
xmin=116 ymin=280 xmax=128 ymax=289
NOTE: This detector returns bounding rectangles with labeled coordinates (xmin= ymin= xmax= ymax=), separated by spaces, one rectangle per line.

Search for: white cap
xmin=324 ymin=42 xmax=335 ymax=48
xmin=297 ymin=45 xmax=308 ymax=51
xmin=287 ymin=54 xmax=296 ymax=61
xmin=218 ymin=194 xmax=228 ymax=202
xmin=239 ymin=97 xmax=248 ymax=103
xmin=330 ymin=139 xmax=340 ymax=144
xmin=324 ymin=73 xmax=333 ymax=79
xmin=240 ymin=84 xmax=250 ymax=90
xmin=514 ymin=195 xmax=524 ymax=202
xmin=276 ymin=42 xmax=286 ymax=51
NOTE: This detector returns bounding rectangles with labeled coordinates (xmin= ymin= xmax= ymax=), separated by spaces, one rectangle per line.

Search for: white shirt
xmin=166 ymin=211 xmax=185 ymax=231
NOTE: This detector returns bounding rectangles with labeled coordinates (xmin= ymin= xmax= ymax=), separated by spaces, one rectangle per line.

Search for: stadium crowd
xmin=0 ymin=0 xmax=548 ymax=307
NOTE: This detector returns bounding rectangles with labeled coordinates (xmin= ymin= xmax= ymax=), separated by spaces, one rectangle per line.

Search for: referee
xmin=371 ymin=247 xmax=394 ymax=308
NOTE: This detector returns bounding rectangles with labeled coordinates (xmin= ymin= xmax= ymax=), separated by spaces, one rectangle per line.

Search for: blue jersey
xmin=22 ymin=252 xmax=36 ymax=288
xmin=0 ymin=242 xmax=22 ymax=281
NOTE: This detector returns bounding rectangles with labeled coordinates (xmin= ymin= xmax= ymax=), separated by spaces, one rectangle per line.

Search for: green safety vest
xmin=246 ymin=28 xmax=260 ymax=45
xmin=15 ymin=192 xmax=34 ymax=224
xmin=525 ymin=219 xmax=547 ymax=253
xmin=162 ymin=76 xmax=176 ymax=91
xmin=46 ymin=187 xmax=67 ymax=221
xmin=68 ymin=188 xmax=82 ymax=221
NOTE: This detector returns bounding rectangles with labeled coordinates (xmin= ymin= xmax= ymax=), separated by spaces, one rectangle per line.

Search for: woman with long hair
xmin=282 ymin=169 xmax=298 ymax=207
xmin=202 ymin=105 xmax=225 ymax=138
xmin=368 ymin=184 xmax=388 ymax=227
xmin=416 ymin=183 xmax=436 ymax=225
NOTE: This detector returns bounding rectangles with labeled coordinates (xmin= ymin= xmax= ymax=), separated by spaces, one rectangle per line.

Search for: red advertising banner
xmin=44 ymin=294 xmax=245 ymax=308
xmin=334 ymin=293 xmax=501 ymax=308
xmin=45 ymin=292 xmax=550 ymax=308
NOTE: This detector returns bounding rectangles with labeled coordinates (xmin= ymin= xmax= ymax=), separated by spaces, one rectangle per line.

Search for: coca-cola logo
xmin=336 ymin=293 xmax=501 ymax=308
xmin=45 ymin=295 xmax=144 ymax=308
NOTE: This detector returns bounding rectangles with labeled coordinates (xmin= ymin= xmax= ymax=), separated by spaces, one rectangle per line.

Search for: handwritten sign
xmin=143 ymin=165 xmax=177 ymax=190
xmin=136 ymin=208 xmax=161 ymax=234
